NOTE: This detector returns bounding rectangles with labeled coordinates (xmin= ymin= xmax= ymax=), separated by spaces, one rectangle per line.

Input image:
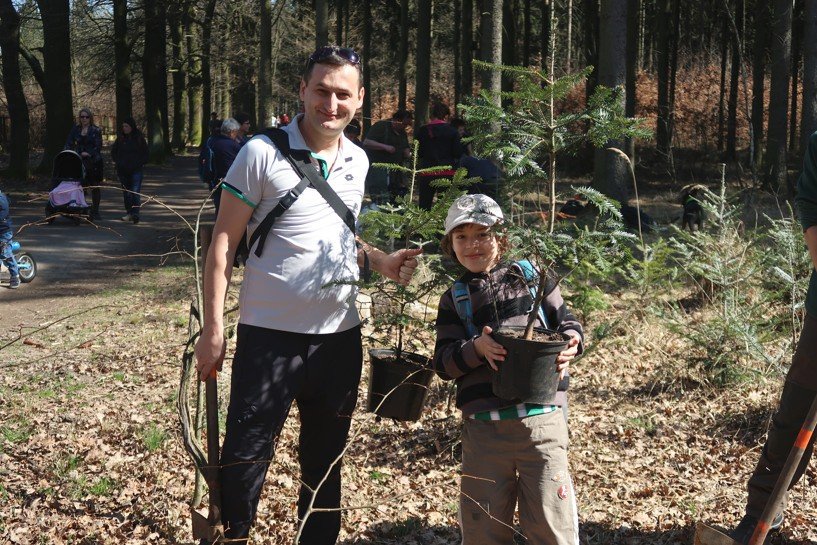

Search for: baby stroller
xmin=45 ymin=150 xmax=91 ymax=224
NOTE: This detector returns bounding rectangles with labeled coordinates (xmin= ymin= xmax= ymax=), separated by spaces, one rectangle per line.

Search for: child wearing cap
xmin=432 ymin=194 xmax=583 ymax=544
xmin=0 ymin=189 xmax=20 ymax=289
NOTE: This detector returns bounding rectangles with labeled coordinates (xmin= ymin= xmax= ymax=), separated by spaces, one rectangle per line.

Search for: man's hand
xmin=474 ymin=326 xmax=506 ymax=370
xmin=374 ymin=247 xmax=422 ymax=286
xmin=195 ymin=328 xmax=226 ymax=381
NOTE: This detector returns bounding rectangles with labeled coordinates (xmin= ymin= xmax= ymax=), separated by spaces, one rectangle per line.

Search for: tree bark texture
xmin=480 ymin=0 xmax=502 ymax=108
xmin=169 ymin=1 xmax=188 ymax=150
xmin=113 ymin=0 xmax=132 ymax=127
xmin=656 ymin=0 xmax=674 ymax=155
xmin=0 ymin=0 xmax=30 ymax=178
xmin=258 ymin=0 xmax=273 ymax=129
xmin=583 ymin=0 xmax=599 ymax=101
xmin=801 ymin=0 xmax=817 ymax=152
xmin=726 ymin=0 xmax=743 ymax=160
xmin=315 ymin=0 xmax=329 ymax=49
xmin=184 ymin=4 xmax=203 ymax=146
xmin=415 ymin=0 xmax=433 ymax=127
xmin=143 ymin=0 xmax=168 ymax=162
xmin=594 ymin=0 xmax=629 ymax=203
xmin=765 ymin=0 xmax=792 ymax=191
xmin=398 ymin=0 xmax=410 ymax=111
xmin=541 ymin=0 xmax=551 ymax=74
xmin=625 ymin=0 xmax=640 ymax=159
xmin=35 ymin=0 xmax=73 ymax=173
xmin=200 ymin=0 xmax=218 ymax=144
xmin=751 ymin=0 xmax=771 ymax=167
xmin=461 ymin=0 xmax=473 ymax=100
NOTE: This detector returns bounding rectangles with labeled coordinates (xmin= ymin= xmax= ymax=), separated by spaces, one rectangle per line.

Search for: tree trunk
xmin=415 ymin=0 xmax=433 ymax=127
xmin=461 ymin=0 xmax=473 ymax=99
xmin=625 ymin=0 xmax=640 ymax=160
xmin=523 ymin=0 xmax=531 ymax=66
xmin=583 ymin=0 xmax=599 ymax=101
xmin=454 ymin=0 xmax=462 ymax=108
xmin=501 ymin=0 xmax=517 ymax=106
xmin=185 ymin=4 xmax=203 ymax=146
xmin=113 ymin=0 xmax=132 ymax=127
xmin=765 ymin=0 xmax=792 ymax=192
xmin=790 ymin=0 xmax=803 ymax=154
xmin=541 ymin=0 xmax=551 ymax=74
xmin=336 ymin=0 xmax=344 ymax=45
xmin=801 ymin=0 xmax=817 ymax=152
xmin=480 ymin=0 xmax=502 ymax=108
xmin=656 ymin=0 xmax=673 ymax=155
xmin=725 ymin=0 xmax=743 ymax=160
xmin=362 ymin=0 xmax=373 ymax=132
xmin=169 ymin=0 xmax=187 ymax=150
xmin=143 ymin=0 xmax=168 ymax=163
xmin=398 ymin=0 xmax=410 ymax=111
xmin=751 ymin=0 xmax=771 ymax=167
xmin=717 ymin=10 xmax=728 ymax=151
xmin=0 ymin=0 xmax=30 ymax=178
xmin=200 ymin=0 xmax=218 ymax=144
xmin=34 ymin=0 xmax=73 ymax=173
xmin=258 ymin=0 xmax=272 ymax=129
xmin=316 ymin=0 xmax=329 ymax=49
xmin=593 ymin=0 xmax=629 ymax=204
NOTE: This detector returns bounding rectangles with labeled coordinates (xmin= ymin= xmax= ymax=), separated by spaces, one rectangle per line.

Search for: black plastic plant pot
xmin=367 ymin=349 xmax=434 ymax=422
xmin=491 ymin=326 xmax=569 ymax=404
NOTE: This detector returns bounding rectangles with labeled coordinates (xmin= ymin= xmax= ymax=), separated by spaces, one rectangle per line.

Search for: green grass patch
xmin=369 ymin=470 xmax=388 ymax=482
xmin=88 ymin=476 xmax=115 ymax=497
xmin=54 ymin=453 xmax=83 ymax=479
xmin=141 ymin=423 xmax=167 ymax=452
xmin=1 ymin=421 xmax=32 ymax=446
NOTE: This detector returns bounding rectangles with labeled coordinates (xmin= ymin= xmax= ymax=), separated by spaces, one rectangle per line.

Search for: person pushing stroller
xmin=65 ymin=108 xmax=104 ymax=220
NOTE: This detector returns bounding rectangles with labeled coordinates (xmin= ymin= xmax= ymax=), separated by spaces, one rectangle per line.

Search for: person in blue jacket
xmin=0 ymin=189 xmax=19 ymax=289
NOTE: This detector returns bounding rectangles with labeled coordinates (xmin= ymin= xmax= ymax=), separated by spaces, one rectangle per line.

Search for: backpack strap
xmin=265 ymin=127 xmax=356 ymax=234
xmin=452 ymin=281 xmax=478 ymax=337
xmin=516 ymin=259 xmax=549 ymax=330
xmin=247 ymin=128 xmax=356 ymax=259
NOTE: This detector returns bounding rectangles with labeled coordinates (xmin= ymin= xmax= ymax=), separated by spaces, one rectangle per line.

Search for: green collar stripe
xmin=309 ymin=152 xmax=330 ymax=179
xmin=222 ymin=184 xmax=256 ymax=208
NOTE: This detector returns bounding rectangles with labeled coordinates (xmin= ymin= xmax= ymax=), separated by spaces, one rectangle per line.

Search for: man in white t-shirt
xmin=195 ymin=46 xmax=421 ymax=544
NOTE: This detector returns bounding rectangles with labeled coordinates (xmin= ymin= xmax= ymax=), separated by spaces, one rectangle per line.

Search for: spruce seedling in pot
xmin=458 ymin=62 xmax=644 ymax=400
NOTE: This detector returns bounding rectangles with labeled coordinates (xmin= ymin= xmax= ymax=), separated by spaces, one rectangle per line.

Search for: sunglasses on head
xmin=307 ymin=46 xmax=361 ymax=68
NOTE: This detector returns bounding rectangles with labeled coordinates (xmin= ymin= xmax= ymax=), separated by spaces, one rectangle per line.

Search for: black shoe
xmin=8 ymin=276 xmax=20 ymax=289
xmin=91 ymin=210 xmax=102 ymax=221
xmin=132 ymin=215 xmax=139 ymax=224
xmin=729 ymin=513 xmax=784 ymax=545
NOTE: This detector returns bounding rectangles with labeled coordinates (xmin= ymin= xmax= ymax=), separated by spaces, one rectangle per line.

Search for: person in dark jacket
xmin=111 ymin=117 xmax=149 ymax=224
xmin=433 ymin=194 xmax=583 ymax=544
xmin=65 ymin=108 xmax=104 ymax=220
xmin=416 ymin=102 xmax=462 ymax=210
xmin=0 ymin=189 xmax=19 ymax=288
xmin=729 ymin=132 xmax=817 ymax=544
xmin=209 ymin=118 xmax=243 ymax=214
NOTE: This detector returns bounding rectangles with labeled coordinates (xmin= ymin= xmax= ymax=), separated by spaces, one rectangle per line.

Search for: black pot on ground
xmin=367 ymin=349 xmax=434 ymax=421
xmin=491 ymin=326 xmax=569 ymax=404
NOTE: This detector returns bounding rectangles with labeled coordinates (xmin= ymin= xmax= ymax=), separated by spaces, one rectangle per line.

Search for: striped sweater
xmin=433 ymin=261 xmax=584 ymax=416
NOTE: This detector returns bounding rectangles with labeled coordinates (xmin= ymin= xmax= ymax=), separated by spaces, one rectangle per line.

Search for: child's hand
xmin=473 ymin=326 xmax=507 ymax=371
xmin=556 ymin=334 xmax=580 ymax=379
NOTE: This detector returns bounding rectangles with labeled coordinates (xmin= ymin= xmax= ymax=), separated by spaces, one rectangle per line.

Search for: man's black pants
xmin=220 ymin=323 xmax=363 ymax=544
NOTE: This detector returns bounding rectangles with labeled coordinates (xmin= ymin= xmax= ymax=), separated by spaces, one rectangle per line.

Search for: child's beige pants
xmin=459 ymin=410 xmax=579 ymax=545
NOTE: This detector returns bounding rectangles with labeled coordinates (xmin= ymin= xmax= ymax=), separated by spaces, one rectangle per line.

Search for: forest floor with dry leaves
xmin=1 ymin=156 xmax=815 ymax=544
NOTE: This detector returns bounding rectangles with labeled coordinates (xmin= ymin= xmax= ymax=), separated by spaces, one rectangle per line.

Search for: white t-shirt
xmin=223 ymin=116 xmax=368 ymax=334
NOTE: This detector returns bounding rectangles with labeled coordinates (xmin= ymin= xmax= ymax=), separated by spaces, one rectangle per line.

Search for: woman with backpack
xmin=111 ymin=117 xmax=149 ymax=224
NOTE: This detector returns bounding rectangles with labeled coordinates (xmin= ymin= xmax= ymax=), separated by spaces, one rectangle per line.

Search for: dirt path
xmin=2 ymin=155 xmax=213 ymax=326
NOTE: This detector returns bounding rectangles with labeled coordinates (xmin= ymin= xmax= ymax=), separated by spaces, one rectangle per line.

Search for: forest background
xmin=2 ymin=1 xmax=817 ymax=544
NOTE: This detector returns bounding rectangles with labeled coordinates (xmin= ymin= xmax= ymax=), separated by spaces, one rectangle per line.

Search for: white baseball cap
xmin=443 ymin=194 xmax=504 ymax=235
